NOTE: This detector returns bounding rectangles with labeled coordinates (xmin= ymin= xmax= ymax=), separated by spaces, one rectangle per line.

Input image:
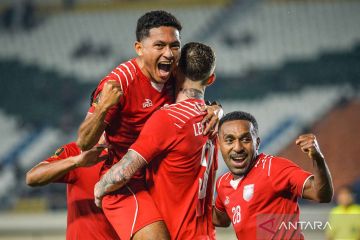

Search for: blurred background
xmin=0 ymin=0 xmax=359 ymax=239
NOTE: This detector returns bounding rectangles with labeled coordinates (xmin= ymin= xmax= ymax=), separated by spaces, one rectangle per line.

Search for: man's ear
xmin=206 ymin=73 xmax=216 ymax=86
xmin=256 ymin=137 xmax=261 ymax=151
xmin=134 ymin=41 xmax=143 ymax=56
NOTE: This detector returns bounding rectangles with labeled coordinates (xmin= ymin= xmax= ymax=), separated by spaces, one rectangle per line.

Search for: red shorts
xmin=102 ymin=179 xmax=163 ymax=240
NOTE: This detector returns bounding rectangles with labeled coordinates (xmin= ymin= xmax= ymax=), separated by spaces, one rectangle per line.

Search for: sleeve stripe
xmin=121 ymin=63 xmax=134 ymax=81
xmin=117 ymin=67 xmax=129 ymax=87
xmin=217 ymin=172 xmax=230 ymax=189
xmin=128 ymin=149 xmax=149 ymax=164
xmin=267 ymin=156 xmax=272 ymax=176
xmin=168 ymin=109 xmax=190 ymax=119
xmin=111 ymin=71 xmax=123 ymax=91
xmin=128 ymin=60 xmax=136 ymax=73
xmin=172 ymin=106 xmax=195 ymax=117
xmin=174 ymin=123 xmax=182 ymax=129
xmin=178 ymin=102 xmax=200 ymax=115
xmin=167 ymin=113 xmax=186 ymax=123
xmin=301 ymin=175 xmax=314 ymax=198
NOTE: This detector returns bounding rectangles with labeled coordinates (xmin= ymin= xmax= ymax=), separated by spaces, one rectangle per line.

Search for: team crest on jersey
xmin=142 ymin=99 xmax=153 ymax=108
xmin=224 ymin=196 xmax=230 ymax=205
xmin=243 ymin=184 xmax=254 ymax=202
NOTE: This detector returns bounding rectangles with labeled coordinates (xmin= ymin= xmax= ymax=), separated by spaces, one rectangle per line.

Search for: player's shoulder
xmin=101 ymin=59 xmax=138 ymax=92
xmin=161 ymin=100 xmax=205 ymax=128
xmin=216 ymin=171 xmax=232 ymax=190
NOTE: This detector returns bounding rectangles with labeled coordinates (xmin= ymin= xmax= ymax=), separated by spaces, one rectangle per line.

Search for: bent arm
xmin=77 ymin=109 xmax=108 ymax=151
xmin=302 ymin=153 xmax=333 ymax=203
xmin=77 ymin=80 xmax=122 ymax=150
xmin=212 ymin=207 xmax=231 ymax=227
xmin=94 ymin=150 xmax=146 ymax=206
xmin=26 ymin=157 xmax=77 ymax=186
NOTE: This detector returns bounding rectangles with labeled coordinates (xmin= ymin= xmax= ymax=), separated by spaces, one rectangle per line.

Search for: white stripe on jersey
xmin=174 ymin=123 xmax=182 ymax=129
xmin=167 ymin=113 xmax=186 ymax=123
xmin=268 ymin=157 xmax=272 ymax=176
xmin=217 ymin=172 xmax=231 ymax=190
xmin=121 ymin=63 xmax=133 ymax=81
xmin=111 ymin=71 xmax=123 ymax=91
xmin=128 ymin=60 xmax=136 ymax=73
xmin=117 ymin=67 xmax=129 ymax=87
xmin=168 ymin=108 xmax=190 ymax=119
xmin=172 ymin=106 xmax=196 ymax=117
xmin=177 ymin=102 xmax=200 ymax=115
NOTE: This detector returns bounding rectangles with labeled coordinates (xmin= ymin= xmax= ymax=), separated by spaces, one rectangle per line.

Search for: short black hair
xmin=136 ymin=10 xmax=182 ymax=41
xmin=219 ymin=111 xmax=259 ymax=135
xmin=178 ymin=42 xmax=215 ymax=82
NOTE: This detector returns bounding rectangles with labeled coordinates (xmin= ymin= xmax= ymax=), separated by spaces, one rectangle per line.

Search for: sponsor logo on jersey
xmin=225 ymin=196 xmax=230 ymax=205
xmin=142 ymin=99 xmax=153 ymax=108
xmin=243 ymin=184 xmax=254 ymax=202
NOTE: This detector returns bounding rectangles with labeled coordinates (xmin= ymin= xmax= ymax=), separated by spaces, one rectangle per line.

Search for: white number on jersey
xmin=232 ymin=205 xmax=241 ymax=224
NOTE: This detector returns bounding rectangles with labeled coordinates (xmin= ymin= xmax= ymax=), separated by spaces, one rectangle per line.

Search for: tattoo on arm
xmin=98 ymin=150 xmax=146 ymax=194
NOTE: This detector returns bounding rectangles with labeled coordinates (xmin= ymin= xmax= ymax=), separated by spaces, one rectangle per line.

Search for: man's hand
xmin=295 ymin=134 xmax=324 ymax=160
xmin=201 ymin=104 xmax=224 ymax=136
xmin=94 ymin=181 xmax=105 ymax=208
xmin=73 ymin=145 xmax=107 ymax=168
xmin=297 ymin=133 xmax=333 ymax=203
xmin=98 ymin=80 xmax=123 ymax=110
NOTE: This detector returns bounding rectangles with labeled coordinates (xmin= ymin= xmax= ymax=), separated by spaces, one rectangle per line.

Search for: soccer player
xmin=26 ymin=142 xmax=119 ymax=240
xmin=76 ymin=11 xmax=221 ymax=240
xmin=94 ymin=42 xmax=218 ymax=239
xmin=326 ymin=185 xmax=360 ymax=240
xmin=213 ymin=111 xmax=333 ymax=239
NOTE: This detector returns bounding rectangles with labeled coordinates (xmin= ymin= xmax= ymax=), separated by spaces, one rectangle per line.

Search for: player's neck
xmin=176 ymin=79 xmax=205 ymax=102
xmin=176 ymin=88 xmax=204 ymax=102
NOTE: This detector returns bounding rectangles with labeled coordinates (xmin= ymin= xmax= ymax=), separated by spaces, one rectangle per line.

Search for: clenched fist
xmin=295 ymin=134 xmax=324 ymax=160
xmin=98 ymin=80 xmax=123 ymax=110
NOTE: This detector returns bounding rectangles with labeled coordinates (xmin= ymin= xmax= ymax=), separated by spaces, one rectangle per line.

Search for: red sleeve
xmin=270 ymin=157 xmax=313 ymax=197
xmin=42 ymin=143 xmax=80 ymax=183
xmin=214 ymin=177 xmax=227 ymax=213
xmin=129 ymin=110 xmax=177 ymax=163
xmin=88 ymin=71 xmax=127 ymax=124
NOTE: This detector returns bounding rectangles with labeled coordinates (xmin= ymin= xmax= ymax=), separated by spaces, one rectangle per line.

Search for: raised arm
xmin=26 ymin=146 xmax=106 ymax=186
xmin=94 ymin=150 xmax=147 ymax=207
xmin=297 ymin=134 xmax=333 ymax=203
xmin=77 ymin=80 xmax=122 ymax=150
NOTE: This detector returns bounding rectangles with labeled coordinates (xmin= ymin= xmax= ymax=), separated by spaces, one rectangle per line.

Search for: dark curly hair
xmin=136 ymin=10 xmax=182 ymax=41
xmin=219 ymin=111 xmax=259 ymax=136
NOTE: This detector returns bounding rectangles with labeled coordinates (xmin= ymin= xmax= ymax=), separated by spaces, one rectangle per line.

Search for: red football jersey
xmin=130 ymin=99 xmax=218 ymax=240
xmin=89 ymin=58 xmax=175 ymax=177
xmin=43 ymin=142 xmax=119 ymax=240
xmin=215 ymin=153 xmax=313 ymax=240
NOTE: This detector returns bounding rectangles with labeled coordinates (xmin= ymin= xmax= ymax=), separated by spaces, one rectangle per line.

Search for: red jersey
xmin=89 ymin=58 xmax=175 ymax=177
xmin=130 ymin=99 xmax=218 ymax=240
xmin=44 ymin=142 xmax=118 ymax=240
xmin=215 ymin=153 xmax=313 ymax=240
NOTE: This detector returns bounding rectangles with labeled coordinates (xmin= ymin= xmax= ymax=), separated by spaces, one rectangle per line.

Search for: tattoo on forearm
xmin=99 ymin=150 xmax=146 ymax=194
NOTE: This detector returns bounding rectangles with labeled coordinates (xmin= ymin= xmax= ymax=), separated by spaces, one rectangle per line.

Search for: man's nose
xmin=163 ymin=46 xmax=174 ymax=59
xmin=233 ymin=140 xmax=244 ymax=152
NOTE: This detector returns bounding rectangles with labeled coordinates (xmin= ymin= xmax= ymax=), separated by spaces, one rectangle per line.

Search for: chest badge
xmin=142 ymin=99 xmax=153 ymax=108
xmin=243 ymin=184 xmax=254 ymax=202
